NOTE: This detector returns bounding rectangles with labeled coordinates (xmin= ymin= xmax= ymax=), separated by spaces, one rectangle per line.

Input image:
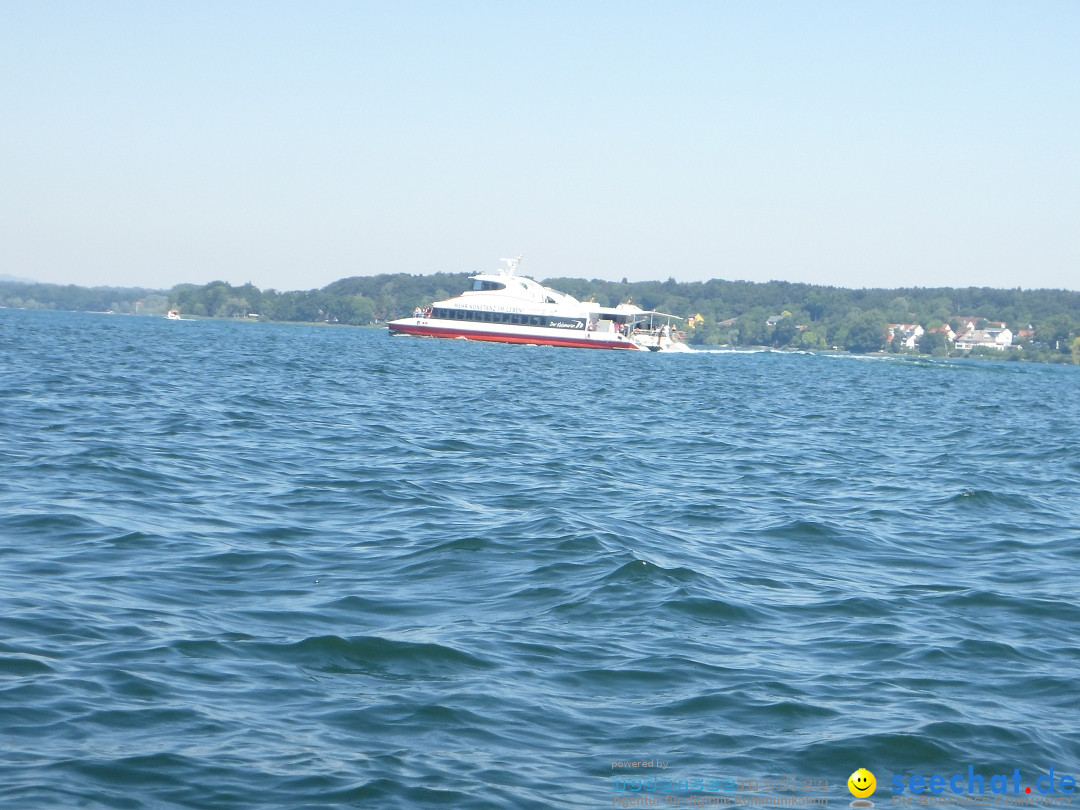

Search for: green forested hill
xmin=3 ymin=274 xmax=1078 ymax=361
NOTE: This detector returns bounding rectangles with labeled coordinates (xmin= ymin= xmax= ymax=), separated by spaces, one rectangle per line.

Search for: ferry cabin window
xmin=473 ymin=280 xmax=506 ymax=292
xmin=433 ymin=308 xmax=548 ymax=327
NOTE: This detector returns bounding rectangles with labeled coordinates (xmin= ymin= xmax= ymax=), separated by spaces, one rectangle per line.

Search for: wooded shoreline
xmin=3 ymin=274 xmax=1078 ymax=362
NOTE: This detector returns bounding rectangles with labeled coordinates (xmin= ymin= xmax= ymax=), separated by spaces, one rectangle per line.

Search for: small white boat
xmin=387 ymin=255 xmax=690 ymax=352
xmin=165 ymin=309 xmax=181 ymax=320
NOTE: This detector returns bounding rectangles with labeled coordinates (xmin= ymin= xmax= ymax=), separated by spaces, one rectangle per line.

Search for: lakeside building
xmin=954 ymin=326 xmax=1013 ymax=352
xmin=887 ymin=324 xmax=924 ymax=350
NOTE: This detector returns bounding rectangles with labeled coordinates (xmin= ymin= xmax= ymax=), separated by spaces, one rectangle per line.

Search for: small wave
xmin=931 ymin=590 xmax=1080 ymax=624
xmin=0 ymin=511 xmax=109 ymax=543
xmin=757 ymin=518 xmax=860 ymax=546
xmin=938 ymin=489 xmax=1036 ymax=509
xmin=665 ymin=596 xmax=763 ymax=624
xmin=250 ymin=635 xmax=495 ymax=677
xmin=600 ymin=558 xmax=702 ymax=585
xmin=799 ymin=731 xmax=960 ymax=773
xmin=0 ymin=655 xmax=55 ymax=676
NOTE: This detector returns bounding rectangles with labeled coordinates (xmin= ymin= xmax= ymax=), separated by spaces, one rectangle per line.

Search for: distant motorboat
xmin=165 ymin=309 xmax=181 ymax=320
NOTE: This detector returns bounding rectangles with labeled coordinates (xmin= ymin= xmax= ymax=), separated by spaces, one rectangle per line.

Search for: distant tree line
xmin=0 ymin=281 xmax=169 ymax=317
xmin=3 ymin=274 xmax=1079 ymax=361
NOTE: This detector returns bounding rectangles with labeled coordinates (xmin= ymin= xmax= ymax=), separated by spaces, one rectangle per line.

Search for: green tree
xmin=771 ymin=312 xmax=798 ymax=347
xmin=918 ymin=330 xmax=948 ymax=355
xmin=202 ymin=282 xmax=232 ymax=318
xmin=689 ymin=320 xmax=727 ymax=346
xmin=844 ymin=311 xmax=887 ymax=353
xmin=141 ymin=294 xmax=169 ymax=316
xmin=795 ymin=324 xmax=827 ymax=350
xmin=735 ymin=307 xmax=772 ymax=346
xmin=885 ymin=296 xmax=912 ymax=324
xmin=223 ymin=296 xmax=250 ymax=318
xmin=335 ymin=294 xmax=377 ymax=325
xmin=1037 ymin=314 xmax=1074 ymax=352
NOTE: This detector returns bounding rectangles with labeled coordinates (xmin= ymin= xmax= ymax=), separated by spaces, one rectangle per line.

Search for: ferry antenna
xmin=499 ymin=252 xmax=525 ymax=275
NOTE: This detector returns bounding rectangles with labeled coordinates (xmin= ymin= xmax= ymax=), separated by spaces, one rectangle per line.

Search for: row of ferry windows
xmin=432 ymin=308 xmax=551 ymax=326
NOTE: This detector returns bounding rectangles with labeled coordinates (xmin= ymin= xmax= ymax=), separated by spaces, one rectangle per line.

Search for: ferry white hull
xmin=389 ymin=318 xmax=646 ymax=350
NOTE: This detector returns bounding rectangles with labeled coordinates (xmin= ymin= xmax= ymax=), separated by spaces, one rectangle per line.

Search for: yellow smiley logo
xmin=848 ymin=768 xmax=877 ymax=798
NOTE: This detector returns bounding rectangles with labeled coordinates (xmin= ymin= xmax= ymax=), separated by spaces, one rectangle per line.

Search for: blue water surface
xmin=2 ymin=309 xmax=1079 ymax=809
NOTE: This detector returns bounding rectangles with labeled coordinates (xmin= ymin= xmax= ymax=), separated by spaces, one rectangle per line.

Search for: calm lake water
xmin=2 ymin=309 xmax=1079 ymax=809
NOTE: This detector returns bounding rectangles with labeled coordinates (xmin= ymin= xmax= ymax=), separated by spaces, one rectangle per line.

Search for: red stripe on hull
xmin=388 ymin=323 xmax=641 ymax=350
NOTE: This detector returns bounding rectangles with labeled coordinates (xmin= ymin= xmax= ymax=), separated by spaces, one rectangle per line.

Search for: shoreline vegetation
xmin=2 ymin=274 xmax=1079 ymax=363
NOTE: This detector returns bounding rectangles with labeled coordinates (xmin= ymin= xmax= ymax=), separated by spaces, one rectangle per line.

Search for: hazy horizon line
xmin=3 ymin=272 xmax=1077 ymax=296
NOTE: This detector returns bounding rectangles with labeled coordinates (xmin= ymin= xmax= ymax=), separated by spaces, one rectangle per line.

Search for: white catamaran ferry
xmin=387 ymin=255 xmax=690 ymax=352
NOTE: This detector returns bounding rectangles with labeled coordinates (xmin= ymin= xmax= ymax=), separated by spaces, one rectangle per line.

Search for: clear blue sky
xmin=2 ymin=1 xmax=1077 ymax=291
